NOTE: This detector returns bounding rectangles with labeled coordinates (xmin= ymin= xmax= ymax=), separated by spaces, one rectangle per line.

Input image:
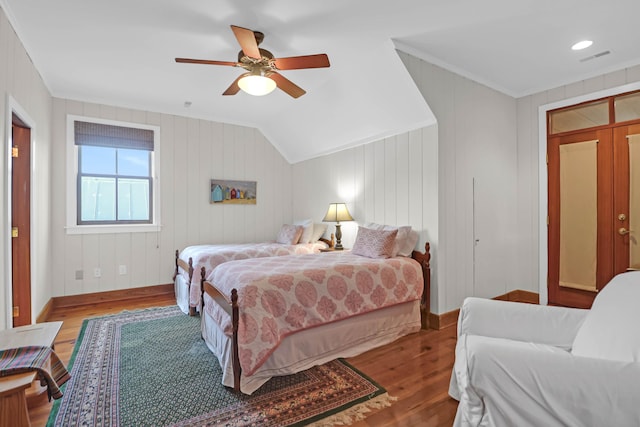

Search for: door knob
xmin=619 ymin=227 xmax=632 ymax=236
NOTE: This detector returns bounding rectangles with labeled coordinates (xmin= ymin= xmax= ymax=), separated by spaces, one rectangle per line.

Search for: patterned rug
xmin=47 ymin=306 xmax=394 ymax=426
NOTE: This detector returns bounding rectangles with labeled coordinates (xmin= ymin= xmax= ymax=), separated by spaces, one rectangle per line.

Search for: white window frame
xmin=66 ymin=115 xmax=161 ymax=234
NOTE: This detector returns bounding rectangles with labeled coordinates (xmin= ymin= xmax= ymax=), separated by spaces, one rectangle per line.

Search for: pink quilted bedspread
xmin=179 ymin=242 xmax=328 ymax=307
xmin=204 ymin=251 xmax=424 ymax=376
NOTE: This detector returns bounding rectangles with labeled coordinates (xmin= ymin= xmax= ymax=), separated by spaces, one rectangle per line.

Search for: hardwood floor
xmin=29 ymin=294 xmax=459 ymax=426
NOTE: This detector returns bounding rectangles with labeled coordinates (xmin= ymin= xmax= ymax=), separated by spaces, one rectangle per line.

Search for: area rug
xmin=47 ymin=306 xmax=394 ymax=426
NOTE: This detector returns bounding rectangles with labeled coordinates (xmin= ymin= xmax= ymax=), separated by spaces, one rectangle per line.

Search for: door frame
xmin=4 ymin=95 xmax=37 ymax=328
xmin=537 ymin=81 xmax=640 ymax=305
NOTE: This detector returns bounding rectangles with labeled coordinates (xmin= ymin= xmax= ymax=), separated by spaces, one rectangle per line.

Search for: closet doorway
xmin=547 ymin=92 xmax=640 ymax=308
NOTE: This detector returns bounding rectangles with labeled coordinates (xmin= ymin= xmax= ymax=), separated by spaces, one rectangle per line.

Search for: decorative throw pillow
xmin=351 ymin=226 xmax=398 ymax=259
xmin=276 ymin=224 xmax=304 ymax=245
xmin=310 ymin=223 xmax=328 ymax=242
xmin=363 ymin=223 xmax=416 ymax=257
xmin=293 ymin=219 xmax=314 ymax=244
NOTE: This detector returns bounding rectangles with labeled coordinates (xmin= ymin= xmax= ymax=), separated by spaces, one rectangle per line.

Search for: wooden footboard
xmin=200 ymin=242 xmax=432 ymax=392
xmin=174 ymin=249 xmax=196 ymax=316
xmin=201 ymin=267 xmax=241 ymax=391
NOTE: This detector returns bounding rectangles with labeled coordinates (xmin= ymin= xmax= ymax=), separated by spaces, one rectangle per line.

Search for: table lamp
xmin=322 ymin=203 xmax=354 ymax=250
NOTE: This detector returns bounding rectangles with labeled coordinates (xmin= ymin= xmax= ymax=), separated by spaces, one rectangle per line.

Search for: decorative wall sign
xmin=210 ymin=179 xmax=257 ymax=205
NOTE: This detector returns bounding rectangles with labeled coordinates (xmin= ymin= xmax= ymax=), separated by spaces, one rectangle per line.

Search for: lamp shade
xmin=238 ymin=73 xmax=276 ymax=96
xmin=322 ymin=203 xmax=354 ymax=223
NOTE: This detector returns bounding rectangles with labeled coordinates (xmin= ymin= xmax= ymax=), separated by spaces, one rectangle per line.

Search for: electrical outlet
xmin=75 ymin=270 xmax=83 ymax=280
xmin=94 ymin=268 xmax=101 ymax=278
xmin=119 ymin=265 xmax=127 ymax=275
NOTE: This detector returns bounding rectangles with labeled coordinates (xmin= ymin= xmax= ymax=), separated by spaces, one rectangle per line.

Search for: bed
xmin=199 ymin=226 xmax=430 ymax=394
xmin=174 ymin=221 xmax=333 ymax=315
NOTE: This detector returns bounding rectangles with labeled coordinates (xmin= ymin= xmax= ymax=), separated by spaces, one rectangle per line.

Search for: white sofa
xmin=449 ymin=271 xmax=640 ymax=427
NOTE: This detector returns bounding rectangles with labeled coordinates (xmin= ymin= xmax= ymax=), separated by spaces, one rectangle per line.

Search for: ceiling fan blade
xmin=175 ymin=58 xmax=238 ymax=67
xmin=273 ymin=54 xmax=330 ymax=70
xmin=230 ymin=25 xmax=261 ymax=59
xmin=269 ymin=72 xmax=306 ymax=98
xmin=222 ymin=75 xmax=244 ymax=96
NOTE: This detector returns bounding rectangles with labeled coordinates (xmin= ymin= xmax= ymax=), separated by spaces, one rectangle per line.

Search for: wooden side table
xmin=0 ymin=321 xmax=63 ymax=427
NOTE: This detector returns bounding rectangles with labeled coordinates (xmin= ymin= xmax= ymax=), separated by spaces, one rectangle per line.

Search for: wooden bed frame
xmin=174 ymin=236 xmax=335 ymax=316
xmin=200 ymin=242 xmax=431 ymax=391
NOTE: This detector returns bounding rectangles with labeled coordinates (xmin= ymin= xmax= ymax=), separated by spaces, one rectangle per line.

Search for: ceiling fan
xmin=175 ymin=25 xmax=330 ymax=98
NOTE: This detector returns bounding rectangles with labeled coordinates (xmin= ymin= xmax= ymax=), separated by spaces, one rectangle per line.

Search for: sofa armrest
xmin=451 ymin=335 xmax=640 ymax=427
xmin=457 ymin=297 xmax=589 ymax=349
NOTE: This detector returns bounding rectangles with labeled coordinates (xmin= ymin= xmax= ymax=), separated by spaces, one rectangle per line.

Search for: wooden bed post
xmin=411 ymin=242 xmax=431 ymax=330
xmin=199 ymin=266 xmax=206 ymax=313
xmin=186 ymin=258 xmax=195 ymax=316
xmin=173 ymin=249 xmax=179 ymax=281
xmin=231 ymin=289 xmax=241 ymax=392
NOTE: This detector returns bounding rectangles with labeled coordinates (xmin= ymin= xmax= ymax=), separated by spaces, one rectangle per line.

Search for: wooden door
xmin=11 ymin=122 xmax=31 ymax=326
xmin=613 ymin=124 xmax=640 ymax=274
xmin=548 ymin=129 xmax=614 ymax=308
xmin=548 ymin=124 xmax=640 ymax=308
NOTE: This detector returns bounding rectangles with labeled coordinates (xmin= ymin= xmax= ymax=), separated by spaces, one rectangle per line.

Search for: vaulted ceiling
xmin=2 ymin=0 xmax=639 ymax=163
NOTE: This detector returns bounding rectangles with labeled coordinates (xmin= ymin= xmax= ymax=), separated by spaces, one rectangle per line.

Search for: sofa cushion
xmin=571 ymin=271 xmax=640 ymax=362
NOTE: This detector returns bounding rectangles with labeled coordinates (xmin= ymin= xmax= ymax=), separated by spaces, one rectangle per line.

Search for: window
xmin=548 ymin=90 xmax=640 ymax=135
xmin=548 ymin=99 xmax=609 ymax=134
xmin=67 ymin=116 xmax=160 ymax=233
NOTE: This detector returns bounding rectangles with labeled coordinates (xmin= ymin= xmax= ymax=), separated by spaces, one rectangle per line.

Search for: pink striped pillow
xmin=351 ymin=226 xmax=398 ymax=259
xmin=276 ymin=224 xmax=304 ymax=245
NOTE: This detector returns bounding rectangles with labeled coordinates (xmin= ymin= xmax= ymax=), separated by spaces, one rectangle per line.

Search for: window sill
xmin=65 ymin=224 xmax=162 ymax=235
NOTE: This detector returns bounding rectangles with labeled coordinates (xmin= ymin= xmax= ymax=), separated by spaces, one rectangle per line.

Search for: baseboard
xmin=42 ymin=284 xmax=174 ymax=312
xmin=36 ymin=298 xmax=54 ymax=323
xmin=493 ymin=289 xmax=539 ymax=304
xmin=427 ymin=310 xmax=459 ymax=330
xmin=428 ymin=289 xmax=540 ymax=330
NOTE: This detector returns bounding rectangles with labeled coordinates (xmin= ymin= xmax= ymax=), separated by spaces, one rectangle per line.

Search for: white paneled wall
xmin=4 ymin=0 xmax=640 ymax=328
xmin=292 ymin=126 xmax=439 ymax=311
xmin=516 ymin=65 xmax=640 ymax=303
xmin=0 ymin=7 xmax=53 ymax=329
xmin=399 ymin=51 xmax=520 ymax=314
xmin=50 ymin=98 xmax=292 ymax=299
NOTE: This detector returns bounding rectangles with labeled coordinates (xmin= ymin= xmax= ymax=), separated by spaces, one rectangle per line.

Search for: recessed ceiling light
xmin=572 ymin=40 xmax=593 ymax=51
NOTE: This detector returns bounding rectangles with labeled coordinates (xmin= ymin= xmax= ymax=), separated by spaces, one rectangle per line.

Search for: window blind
xmin=74 ymin=121 xmax=154 ymax=151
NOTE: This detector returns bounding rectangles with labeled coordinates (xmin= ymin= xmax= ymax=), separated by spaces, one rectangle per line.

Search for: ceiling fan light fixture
xmin=238 ymin=73 xmax=276 ymax=96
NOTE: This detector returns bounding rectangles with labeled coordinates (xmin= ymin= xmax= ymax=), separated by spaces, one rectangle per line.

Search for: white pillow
xmin=293 ymin=219 xmax=313 ymax=244
xmin=276 ymin=224 xmax=304 ymax=245
xmin=401 ymin=229 xmax=420 ymax=256
xmin=310 ymin=223 xmax=328 ymax=242
xmin=362 ymin=223 xmax=416 ymax=257
xmin=571 ymin=271 xmax=640 ymax=362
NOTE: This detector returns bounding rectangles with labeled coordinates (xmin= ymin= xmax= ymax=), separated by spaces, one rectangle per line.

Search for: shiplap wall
xmin=398 ymin=51 xmax=520 ymax=314
xmin=291 ymin=126 xmax=439 ymax=311
xmin=517 ymin=65 xmax=640 ymax=302
xmin=0 ymin=7 xmax=53 ymax=329
xmin=50 ymin=98 xmax=292 ymax=298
